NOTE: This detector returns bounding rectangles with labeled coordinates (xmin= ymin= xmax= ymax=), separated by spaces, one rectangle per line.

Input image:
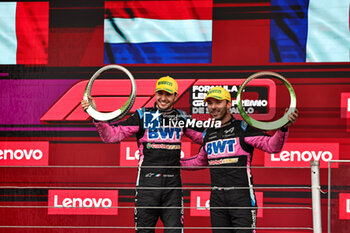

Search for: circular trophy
xmin=83 ymin=64 xmax=136 ymax=122
xmin=236 ymin=71 xmax=296 ymax=130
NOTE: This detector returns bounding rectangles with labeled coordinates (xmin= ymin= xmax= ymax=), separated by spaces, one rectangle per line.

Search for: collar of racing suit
xmin=220 ymin=115 xmax=236 ymax=128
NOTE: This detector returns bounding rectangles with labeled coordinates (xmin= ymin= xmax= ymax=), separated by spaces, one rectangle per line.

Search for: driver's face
xmin=155 ymin=90 xmax=178 ymax=111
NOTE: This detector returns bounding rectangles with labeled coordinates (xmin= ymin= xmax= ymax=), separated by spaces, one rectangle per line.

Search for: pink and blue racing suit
xmin=95 ymin=106 xmax=203 ymax=233
xmin=181 ymin=116 xmax=288 ymax=233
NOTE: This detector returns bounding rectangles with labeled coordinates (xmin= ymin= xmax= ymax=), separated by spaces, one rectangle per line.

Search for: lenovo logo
xmin=190 ymin=191 xmax=263 ymax=217
xmin=339 ymin=193 xmax=350 ymax=219
xmin=341 ymin=92 xmax=350 ymax=118
xmin=341 ymin=93 xmax=350 ymax=131
xmin=264 ymin=143 xmax=339 ymax=168
xmin=0 ymin=141 xmax=49 ymax=166
xmin=190 ymin=191 xmax=211 ymax=216
xmin=119 ymin=141 xmax=191 ymax=166
xmin=48 ymin=190 xmax=118 ymax=215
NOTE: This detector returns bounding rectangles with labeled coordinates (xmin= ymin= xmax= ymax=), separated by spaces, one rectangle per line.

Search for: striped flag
xmin=0 ymin=2 xmax=49 ymax=65
xmin=270 ymin=0 xmax=350 ymax=62
xmin=104 ymin=0 xmax=212 ymax=64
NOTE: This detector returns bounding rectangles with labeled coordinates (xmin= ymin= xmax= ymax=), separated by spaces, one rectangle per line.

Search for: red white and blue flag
xmin=104 ymin=0 xmax=213 ymax=64
xmin=0 ymin=1 xmax=49 ymax=65
xmin=270 ymin=0 xmax=350 ymax=62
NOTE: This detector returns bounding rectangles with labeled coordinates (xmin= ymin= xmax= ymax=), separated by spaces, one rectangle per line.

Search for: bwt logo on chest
xmin=147 ymin=127 xmax=182 ymax=140
xmin=206 ymin=139 xmax=236 ymax=155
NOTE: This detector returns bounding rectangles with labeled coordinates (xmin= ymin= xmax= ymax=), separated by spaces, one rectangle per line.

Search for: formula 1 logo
xmin=40 ymin=79 xmax=195 ymax=122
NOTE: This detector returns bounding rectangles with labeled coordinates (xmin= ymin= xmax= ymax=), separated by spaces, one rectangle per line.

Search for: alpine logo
xmin=224 ymin=127 xmax=235 ymax=134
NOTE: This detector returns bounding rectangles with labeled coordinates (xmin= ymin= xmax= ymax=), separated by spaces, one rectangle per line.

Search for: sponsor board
xmin=339 ymin=193 xmax=350 ymax=219
xmin=0 ymin=141 xmax=49 ymax=166
xmin=264 ymin=143 xmax=339 ymax=168
xmin=190 ymin=191 xmax=210 ymax=216
xmin=120 ymin=141 xmax=191 ymax=166
xmin=48 ymin=190 xmax=118 ymax=215
xmin=340 ymin=92 xmax=350 ymax=131
xmin=190 ymin=191 xmax=263 ymax=217
xmin=191 ymin=79 xmax=276 ymax=120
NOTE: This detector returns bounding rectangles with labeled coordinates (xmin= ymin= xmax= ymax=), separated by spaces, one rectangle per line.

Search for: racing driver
xmin=181 ymin=87 xmax=298 ymax=233
xmin=81 ymin=76 xmax=203 ymax=233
